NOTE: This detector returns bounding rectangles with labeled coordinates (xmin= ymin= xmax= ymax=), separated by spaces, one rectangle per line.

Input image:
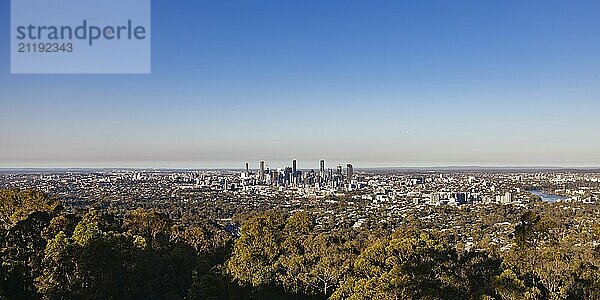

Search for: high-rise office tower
xmin=259 ymin=161 xmax=265 ymax=182
xmin=270 ymin=169 xmax=278 ymax=184
xmin=284 ymin=167 xmax=293 ymax=185
xmin=337 ymin=165 xmax=343 ymax=176
xmin=319 ymin=160 xmax=325 ymax=180
xmin=346 ymin=163 xmax=354 ymax=181
xmin=245 ymin=162 xmax=249 ymax=175
xmin=292 ymin=160 xmax=298 ymax=186
xmin=292 ymin=159 xmax=297 ymax=177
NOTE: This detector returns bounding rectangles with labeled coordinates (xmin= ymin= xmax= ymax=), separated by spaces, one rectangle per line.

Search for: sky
xmin=1 ymin=0 xmax=600 ymax=169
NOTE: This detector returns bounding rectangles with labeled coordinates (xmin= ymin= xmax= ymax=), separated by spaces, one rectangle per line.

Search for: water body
xmin=528 ymin=190 xmax=568 ymax=202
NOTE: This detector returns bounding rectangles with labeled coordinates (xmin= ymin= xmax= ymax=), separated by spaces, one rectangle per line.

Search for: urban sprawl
xmin=2 ymin=162 xmax=599 ymax=234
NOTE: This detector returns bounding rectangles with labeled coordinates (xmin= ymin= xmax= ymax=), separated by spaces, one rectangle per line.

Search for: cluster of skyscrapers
xmin=240 ymin=160 xmax=354 ymax=188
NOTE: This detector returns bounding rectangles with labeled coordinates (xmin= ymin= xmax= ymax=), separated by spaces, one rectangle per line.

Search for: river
xmin=528 ymin=190 xmax=568 ymax=202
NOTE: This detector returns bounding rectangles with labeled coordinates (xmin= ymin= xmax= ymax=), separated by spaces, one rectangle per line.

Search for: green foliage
xmin=0 ymin=190 xmax=235 ymax=299
xmin=123 ymin=208 xmax=171 ymax=249
xmin=227 ymin=210 xmax=285 ymax=287
xmin=227 ymin=210 xmax=356 ymax=298
xmin=501 ymin=211 xmax=597 ymax=300
xmin=35 ymin=231 xmax=76 ymax=298
xmin=451 ymin=251 xmax=502 ymax=299
xmin=0 ymin=211 xmax=51 ymax=299
xmin=278 ymin=211 xmax=314 ymax=294
xmin=514 ymin=210 xmax=556 ymax=249
xmin=334 ymin=231 xmax=452 ymax=299
xmin=494 ymin=269 xmax=540 ymax=300
xmin=569 ymin=263 xmax=600 ymax=299
xmin=1 ymin=189 xmax=600 ymax=299
xmin=0 ymin=189 xmax=58 ymax=228
xmin=303 ymin=232 xmax=355 ymax=297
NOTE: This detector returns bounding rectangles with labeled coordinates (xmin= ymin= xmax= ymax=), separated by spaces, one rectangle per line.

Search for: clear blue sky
xmin=2 ymin=1 xmax=600 ymax=168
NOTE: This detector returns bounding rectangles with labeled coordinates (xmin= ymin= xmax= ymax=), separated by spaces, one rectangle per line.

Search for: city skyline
xmin=3 ymin=2 xmax=600 ymax=297
xmin=2 ymin=1 xmax=600 ymax=168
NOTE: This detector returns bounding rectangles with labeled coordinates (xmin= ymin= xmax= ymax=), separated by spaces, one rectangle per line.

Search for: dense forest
xmin=1 ymin=189 xmax=599 ymax=299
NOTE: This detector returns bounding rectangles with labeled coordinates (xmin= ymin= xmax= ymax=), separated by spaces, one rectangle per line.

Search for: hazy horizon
xmin=2 ymin=162 xmax=600 ymax=170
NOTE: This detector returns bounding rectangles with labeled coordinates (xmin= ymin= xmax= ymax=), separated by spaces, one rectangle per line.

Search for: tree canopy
xmin=1 ymin=189 xmax=599 ymax=299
